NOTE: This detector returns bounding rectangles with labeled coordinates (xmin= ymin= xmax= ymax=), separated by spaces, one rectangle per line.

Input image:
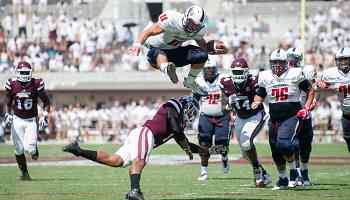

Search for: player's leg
xmin=237 ymin=112 xmax=271 ymax=187
xmin=268 ymin=120 xmax=289 ymax=190
xmin=213 ymin=114 xmax=230 ymax=174
xmin=197 ymin=114 xmax=213 ymax=181
xmin=298 ymin=117 xmax=314 ymax=186
xmin=11 ymin=116 xmax=30 ymax=180
xmin=275 ymin=116 xmax=300 ymax=188
xmin=23 ymin=119 xmax=39 ymax=160
xmin=146 ymin=48 xmax=178 ymax=84
xmin=125 ymin=127 xmax=154 ymax=200
xmin=341 ymin=116 xmax=350 ymax=152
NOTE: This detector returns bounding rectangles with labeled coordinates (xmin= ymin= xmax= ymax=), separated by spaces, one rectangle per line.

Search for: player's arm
xmin=4 ymin=80 xmax=13 ymax=125
xmin=135 ymin=23 xmax=164 ymax=46
xmin=167 ymin=107 xmax=193 ymax=160
xmin=252 ymin=86 xmax=267 ymax=109
xmin=299 ymin=79 xmax=315 ymax=111
xmin=38 ymin=80 xmax=51 ymax=113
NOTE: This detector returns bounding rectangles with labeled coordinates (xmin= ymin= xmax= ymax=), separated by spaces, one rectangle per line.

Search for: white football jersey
xmin=144 ymin=10 xmax=207 ymax=50
xmin=258 ymin=68 xmax=306 ymax=104
xmin=300 ymin=65 xmax=316 ymax=105
xmin=196 ymin=73 xmax=227 ymax=116
xmin=320 ymin=67 xmax=350 ymax=114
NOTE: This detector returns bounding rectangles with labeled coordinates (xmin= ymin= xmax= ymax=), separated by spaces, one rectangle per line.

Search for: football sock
xmin=301 ymin=162 xmax=308 ymax=171
xmin=344 ymin=138 xmax=350 ymax=152
xmin=78 ymin=149 xmax=98 ymax=162
xmin=15 ymin=154 xmax=28 ymax=174
xmin=130 ymin=174 xmax=141 ymax=190
xmin=288 ymin=161 xmax=296 ymax=170
xmin=278 ymin=169 xmax=288 ymax=179
xmin=201 ymin=166 xmax=208 ymax=174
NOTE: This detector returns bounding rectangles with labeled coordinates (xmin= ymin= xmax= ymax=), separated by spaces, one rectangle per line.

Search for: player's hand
xmin=39 ymin=112 xmax=49 ymax=130
xmin=185 ymin=150 xmax=193 ymax=160
xmin=297 ymin=107 xmax=310 ymax=119
xmin=251 ymin=101 xmax=261 ymax=110
xmin=316 ymin=80 xmax=329 ymax=89
xmin=129 ymin=43 xmax=142 ymax=56
xmin=4 ymin=113 xmax=13 ymax=127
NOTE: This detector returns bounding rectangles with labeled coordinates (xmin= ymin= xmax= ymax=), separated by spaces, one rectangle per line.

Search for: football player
xmin=195 ymin=57 xmax=231 ymax=181
xmin=63 ymin=96 xmax=200 ymax=200
xmin=4 ymin=61 xmax=51 ymax=180
xmin=253 ymin=49 xmax=315 ymax=190
xmin=220 ymin=58 xmax=272 ymax=187
xmin=129 ymin=5 xmax=227 ymax=95
xmin=287 ymin=47 xmax=316 ymax=187
xmin=317 ymin=47 xmax=350 ymax=153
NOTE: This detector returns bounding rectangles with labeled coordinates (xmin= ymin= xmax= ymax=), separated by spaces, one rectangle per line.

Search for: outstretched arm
xmin=167 ymin=107 xmax=193 ymax=160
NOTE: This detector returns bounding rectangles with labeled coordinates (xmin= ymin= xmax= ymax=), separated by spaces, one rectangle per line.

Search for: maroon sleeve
xmin=4 ymin=79 xmax=13 ymax=113
xmin=36 ymin=78 xmax=51 ymax=112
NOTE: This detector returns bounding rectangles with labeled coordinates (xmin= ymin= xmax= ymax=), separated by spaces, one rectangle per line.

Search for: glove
xmin=297 ymin=107 xmax=310 ymax=119
xmin=4 ymin=113 xmax=13 ymax=127
xmin=39 ymin=112 xmax=49 ymax=130
xmin=185 ymin=149 xmax=193 ymax=160
xmin=129 ymin=43 xmax=142 ymax=56
xmin=316 ymin=80 xmax=328 ymax=89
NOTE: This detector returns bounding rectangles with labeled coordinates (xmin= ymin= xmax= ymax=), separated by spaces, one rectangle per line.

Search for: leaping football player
xmin=220 ymin=58 xmax=272 ymax=187
xmin=4 ymin=61 xmax=51 ymax=180
xmin=317 ymin=47 xmax=350 ymax=153
xmin=195 ymin=57 xmax=231 ymax=181
xmin=253 ymin=49 xmax=315 ymax=190
xmin=63 ymin=96 xmax=201 ymax=200
xmin=286 ymin=47 xmax=316 ymax=187
xmin=129 ymin=5 xmax=228 ymax=95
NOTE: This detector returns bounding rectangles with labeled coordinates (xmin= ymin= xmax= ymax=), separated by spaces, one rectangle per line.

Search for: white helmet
xmin=286 ymin=47 xmax=303 ymax=68
xmin=203 ymin=57 xmax=218 ymax=82
xmin=16 ymin=61 xmax=32 ymax=82
xmin=182 ymin=5 xmax=206 ymax=33
xmin=270 ymin=49 xmax=288 ymax=76
xmin=335 ymin=47 xmax=350 ymax=74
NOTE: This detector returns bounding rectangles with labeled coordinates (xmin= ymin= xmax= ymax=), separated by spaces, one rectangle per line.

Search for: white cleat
xmin=288 ymin=181 xmax=298 ymax=188
xmin=197 ymin=173 xmax=208 ymax=181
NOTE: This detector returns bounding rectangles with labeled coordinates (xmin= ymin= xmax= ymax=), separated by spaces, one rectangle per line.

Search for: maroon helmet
xmin=231 ymin=58 xmax=249 ymax=90
xmin=16 ymin=61 xmax=32 ymax=82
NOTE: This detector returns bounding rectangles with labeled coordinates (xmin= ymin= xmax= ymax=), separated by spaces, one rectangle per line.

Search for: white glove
xmin=129 ymin=43 xmax=142 ymax=56
xmin=39 ymin=112 xmax=48 ymax=130
xmin=4 ymin=113 xmax=13 ymax=127
xmin=251 ymin=101 xmax=262 ymax=110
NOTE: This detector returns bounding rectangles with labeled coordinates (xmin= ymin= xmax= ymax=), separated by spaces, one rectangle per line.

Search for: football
xmin=206 ymin=40 xmax=228 ymax=55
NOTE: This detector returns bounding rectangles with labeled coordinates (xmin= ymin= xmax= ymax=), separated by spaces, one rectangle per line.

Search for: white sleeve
xmin=257 ymin=71 xmax=266 ymax=88
xmin=157 ymin=11 xmax=175 ymax=31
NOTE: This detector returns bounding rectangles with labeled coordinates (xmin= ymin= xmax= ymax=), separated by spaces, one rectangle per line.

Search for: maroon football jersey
xmin=5 ymin=78 xmax=45 ymax=119
xmin=144 ymin=103 xmax=183 ymax=148
xmin=220 ymin=75 xmax=264 ymax=119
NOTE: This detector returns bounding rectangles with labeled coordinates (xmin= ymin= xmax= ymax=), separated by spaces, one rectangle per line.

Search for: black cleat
xmin=19 ymin=172 xmax=31 ymax=181
xmin=125 ymin=189 xmax=144 ymax=200
xmin=62 ymin=141 xmax=81 ymax=156
xmin=166 ymin=62 xmax=178 ymax=84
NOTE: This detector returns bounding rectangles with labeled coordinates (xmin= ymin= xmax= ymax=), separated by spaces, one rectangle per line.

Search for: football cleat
xmin=272 ymin=177 xmax=289 ymax=190
xmin=62 ymin=141 xmax=81 ymax=156
xmin=288 ymin=169 xmax=300 ymax=188
xmin=183 ymin=76 xmax=208 ymax=96
xmin=301 ymin=169 xmax=311 ymax=186
xmin=19 ymin=172 xmax=31 ymax=181
xmin=262 ymin=169 xmax=272 ymax=186
xmin=197 ymin=172 xmax=208 ymax=181
xmin=254 ymin=167 xmax=272 ymax=188
xmin=125 ymin=188 xmax=144 ymax=200
xmin=166 ymin=62 xmax=178 ymax=84
xmin=31 ymin=146 xmax=39 ymax=160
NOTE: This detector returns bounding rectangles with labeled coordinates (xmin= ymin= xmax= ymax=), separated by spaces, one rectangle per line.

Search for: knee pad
xmin=187 ymin=49 xmax=208 ymax=64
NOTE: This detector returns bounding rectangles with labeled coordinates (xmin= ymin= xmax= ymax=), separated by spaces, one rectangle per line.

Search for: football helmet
xmin=179 ymin=96 xmax=199 ymax=126
xmin=231 ymin=58 xmax=249 ymax=90
xmin=286 ymin=47 xmax=303 ymax=68
xmin=270 ymin=49 xmax=288 ymax=76
xmin=16 ymin=61 xmax=32 ymax=82
xmin=182 ymin=5 xmax=206 ymax=33
xmin=335 ymin=47 xmax=350 ymax=74
xmin=203 ymin=57 xmax=219 ymax=83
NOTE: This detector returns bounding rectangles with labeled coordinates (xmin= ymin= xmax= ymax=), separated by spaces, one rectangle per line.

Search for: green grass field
xmin=0 ymin=143 xmax=349 ymax=200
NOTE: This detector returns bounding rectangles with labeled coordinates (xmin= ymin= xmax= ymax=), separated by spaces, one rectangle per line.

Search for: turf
xmin=0 ymin=143 xmax=348 ymax=158
xmin=0 ymin=164 xmax=350 ymax=200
